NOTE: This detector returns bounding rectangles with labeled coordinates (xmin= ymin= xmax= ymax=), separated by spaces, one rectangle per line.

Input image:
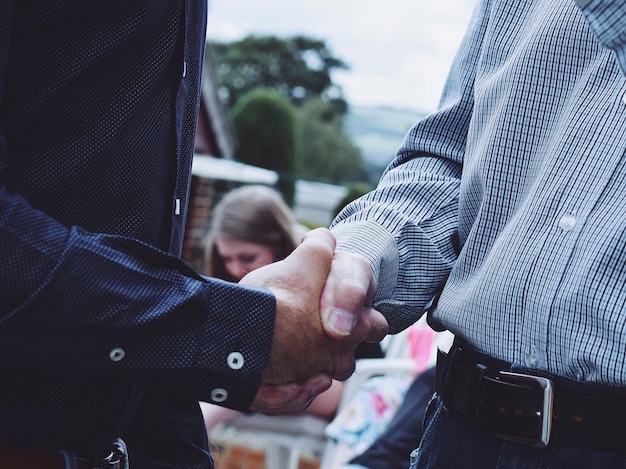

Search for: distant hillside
xmin=345 ymin=105 xmax=425 ymax=171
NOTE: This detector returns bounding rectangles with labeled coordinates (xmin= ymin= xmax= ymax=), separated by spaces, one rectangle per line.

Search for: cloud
xmin=206 ymin=0 xmax=477 ymax=112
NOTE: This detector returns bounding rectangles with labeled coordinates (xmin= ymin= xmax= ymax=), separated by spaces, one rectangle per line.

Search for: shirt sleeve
xmin=0 ymin=187 xmax=276 ymax=410
xmin=330 ymin=0 xmax=491 ymax=333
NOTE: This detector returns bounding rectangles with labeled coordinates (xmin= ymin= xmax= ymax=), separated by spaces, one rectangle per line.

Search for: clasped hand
xmin=239 ymin=228 xmax=388 ymax=414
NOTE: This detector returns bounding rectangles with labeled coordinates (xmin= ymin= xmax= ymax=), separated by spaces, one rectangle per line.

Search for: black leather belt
xmin=434 ymin=343 xmax=626 ymax=450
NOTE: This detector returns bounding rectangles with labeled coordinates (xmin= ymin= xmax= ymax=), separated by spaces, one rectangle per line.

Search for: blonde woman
xmin=204 ymin=185 xmax=305 ymax=282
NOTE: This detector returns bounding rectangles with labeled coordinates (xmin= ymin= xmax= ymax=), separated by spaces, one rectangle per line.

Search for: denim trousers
xmin=409 ymin=397 xmax=626 ymax=469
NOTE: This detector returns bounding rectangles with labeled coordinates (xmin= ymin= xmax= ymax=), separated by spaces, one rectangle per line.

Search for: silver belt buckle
xmin=495 ymin=371 xmax=554 ymax=448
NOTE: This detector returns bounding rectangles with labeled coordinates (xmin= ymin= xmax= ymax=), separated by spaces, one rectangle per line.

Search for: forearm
xmin=331 ymin=190 xmax=459 ymax=334
xmin=0 ymin=187 xmax=276 ymax=408
xmin=330 ymin=109 xmax=467 ymax=334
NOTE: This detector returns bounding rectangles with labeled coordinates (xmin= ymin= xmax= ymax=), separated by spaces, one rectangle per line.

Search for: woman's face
xmin=215 ymin=238 xmax=276 ymax=281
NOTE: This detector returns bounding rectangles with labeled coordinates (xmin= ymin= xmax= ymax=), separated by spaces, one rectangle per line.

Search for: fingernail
xmin=328 ymin=308 xmax=356 ymax=336
xmin=312 ymin=378 xmax=332 ymax=396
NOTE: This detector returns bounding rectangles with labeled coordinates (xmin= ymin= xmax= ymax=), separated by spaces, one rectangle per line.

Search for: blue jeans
xmin=410 ymin=397 xmax=626 ymax=468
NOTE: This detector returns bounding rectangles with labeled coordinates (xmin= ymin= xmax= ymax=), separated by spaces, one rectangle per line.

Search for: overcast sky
xmin=205 ymin=0 xmax=477 ymax=113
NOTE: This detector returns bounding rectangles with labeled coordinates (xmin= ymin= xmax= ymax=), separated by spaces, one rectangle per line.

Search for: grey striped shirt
xmin=331 ymin=0 xmax=626 ymax=386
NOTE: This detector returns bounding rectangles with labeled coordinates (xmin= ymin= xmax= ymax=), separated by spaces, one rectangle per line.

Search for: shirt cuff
xmin=332 ymin=220 xmax=399 ymax=302
xmin=196 ymin=280 xmax=276 ymax=410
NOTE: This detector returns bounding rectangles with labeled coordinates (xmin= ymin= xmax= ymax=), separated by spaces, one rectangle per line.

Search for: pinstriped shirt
xmin=332 ymin=0 xmax=626 ymax=387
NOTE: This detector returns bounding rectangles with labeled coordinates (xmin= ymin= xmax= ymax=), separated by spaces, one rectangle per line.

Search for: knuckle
xmin=338 ymin=281 xmax=368 ymax=304
xmin=334 ymin=356 xmax=356 ymax=381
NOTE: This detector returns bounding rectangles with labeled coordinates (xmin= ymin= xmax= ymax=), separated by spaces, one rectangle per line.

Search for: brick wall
xmin=182 ymin=175 xmax=217 ymax=273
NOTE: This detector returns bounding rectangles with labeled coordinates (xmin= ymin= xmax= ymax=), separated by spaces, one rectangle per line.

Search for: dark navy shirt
xmin=0 ymin=1 xmax=275 ymax=467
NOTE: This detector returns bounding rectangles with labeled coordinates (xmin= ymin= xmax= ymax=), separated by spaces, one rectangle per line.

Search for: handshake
xmin=239 ymin=228 xmax=388 ymax=414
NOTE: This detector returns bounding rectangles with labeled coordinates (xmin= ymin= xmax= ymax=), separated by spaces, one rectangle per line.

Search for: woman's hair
xmin=204 ymin=185 xmax=300 ymax=280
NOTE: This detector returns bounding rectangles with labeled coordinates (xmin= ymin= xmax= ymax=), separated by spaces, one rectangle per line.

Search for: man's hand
xmin=321 ymin=249 xmax=383 ymax=340
xmin=240 ymin=228 xmax=387 ymax=413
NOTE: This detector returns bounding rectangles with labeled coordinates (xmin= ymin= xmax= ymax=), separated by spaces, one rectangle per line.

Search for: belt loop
xmin=444 ymin=337 xmax=464 ymax=389
xmin=470 ymin=362 xmax=488 ymax=423
xmin=435 ymin=338 xmax=463 ymax=410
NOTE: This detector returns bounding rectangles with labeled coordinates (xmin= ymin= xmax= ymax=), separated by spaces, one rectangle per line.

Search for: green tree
xmin=231 ymin=88 xmax=298 ymax=205
xmin=298 ymin=99 xmax=369 ymax=184
xmin=210 ymin=35 xmax=349 ymax=114
xmin=212 ymin=35 xmax=374 ymax=189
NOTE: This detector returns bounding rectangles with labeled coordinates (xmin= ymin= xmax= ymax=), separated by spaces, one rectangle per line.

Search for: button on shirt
xmin=332 ymin=0 xmax=626 ymax=388
xmin=0 ymin=1 xmax=275 ymax=466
